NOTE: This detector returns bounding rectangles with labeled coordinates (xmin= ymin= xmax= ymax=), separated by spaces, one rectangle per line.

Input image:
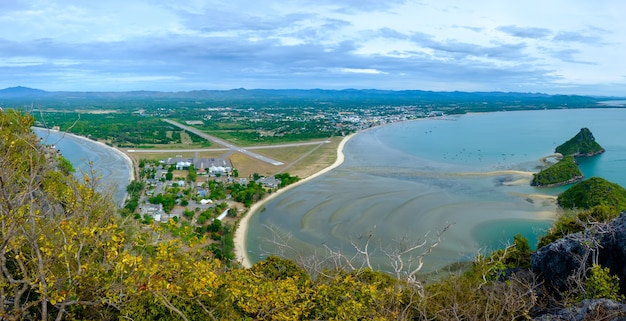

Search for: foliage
xmin=578 ymin=264 xmax=624 ymax=302
xmin=35 ymin=112 xmax=210 ymax=148
xmin=531 ymin=155 xmax=583 ymax=187
xmin=229 ymin=180 xmax=266 ymax=207
xmin=538 ymin=204 xmax=620 ymax=248
xmin=56 ymin=155 xmax=75 ymax=175
xmin=419 ymin=267 xmax=538 ymax=320
xmin=275 ymin=172 xmax=300 ymax=188
xmin=149 ymin=193 xmax=177 ymax=213
xmin=557 ymin=177 xmax=626 ymax=211
xmin=555 ymin=127 xmax=605 ymax=156
xmin=5 ymin=109 xmax=626 ymax=320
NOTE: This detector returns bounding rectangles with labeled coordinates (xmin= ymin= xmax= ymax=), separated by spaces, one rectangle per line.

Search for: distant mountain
xmin=0 ymin=86 xmax=616 ymax=110
xmin=0 ymin=86 xmax=49 ymax=98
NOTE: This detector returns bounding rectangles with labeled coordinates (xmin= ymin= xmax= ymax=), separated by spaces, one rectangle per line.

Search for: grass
xmin=123 ymin=136 xmax=343 ymax=180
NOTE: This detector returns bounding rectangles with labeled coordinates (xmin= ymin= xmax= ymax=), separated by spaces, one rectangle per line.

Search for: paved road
xmin=126 ymin=141 xmax=331 ymax=154
xmin=162 ymin=119 xmax=285 ymax=166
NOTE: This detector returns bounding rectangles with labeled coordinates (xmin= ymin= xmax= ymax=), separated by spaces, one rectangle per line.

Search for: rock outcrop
xmin=533 ymin=299 xmax=626 ymax=321
xmin=532 ymin=212 xmax=626 ymax=294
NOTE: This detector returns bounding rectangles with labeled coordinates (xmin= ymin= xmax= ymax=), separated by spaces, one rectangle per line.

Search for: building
xmin=162 ymin=157 xmax=232 ymax=174
xmin=257 ymin=177 xmax=281 ymax=188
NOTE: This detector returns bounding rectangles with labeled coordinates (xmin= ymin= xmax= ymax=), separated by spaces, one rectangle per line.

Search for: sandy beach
xmin=59 ymin=131 xmax=135 ymax=182
xmin=233 ymin=133 xmax=356 ymax=268
xmin=34 ymin=128 xmax=135 ymax=206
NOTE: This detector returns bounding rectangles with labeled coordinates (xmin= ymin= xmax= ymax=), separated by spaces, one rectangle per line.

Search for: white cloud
xmin=337 ymin=68 xmax=388 ymax=75
xmin=0 ymin=0 xmax=624 ymax=95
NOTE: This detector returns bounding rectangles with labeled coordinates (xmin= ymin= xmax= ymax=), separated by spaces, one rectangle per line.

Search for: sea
xmin=246 ymin=108 xmax=626 ymax=273
xmin=33 ymin=128 xmax=132 ymax=206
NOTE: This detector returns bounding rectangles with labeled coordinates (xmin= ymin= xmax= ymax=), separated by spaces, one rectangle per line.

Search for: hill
xmin=0 ymin=86 xmax=606 ymax=111
xmin=0 ymin=86 xmax=48 ymax=98
xmin=555 ymin=128 xmax=605 ymax=156
xmin=531 ymin=155 xmax=583 ymax=187
xmin=557 ymin=177 xmax=626 ymax=211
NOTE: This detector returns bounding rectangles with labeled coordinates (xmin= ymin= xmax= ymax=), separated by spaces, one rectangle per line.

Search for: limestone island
xmin=555 ymin=127 xmax=605 ymax=157
xmin=531 ymin=128 xmax=604 ymax=187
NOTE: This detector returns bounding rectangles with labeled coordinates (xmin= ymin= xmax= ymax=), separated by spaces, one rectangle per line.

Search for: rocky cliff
xmin=532 ymin=212 xmax=626 ymax=294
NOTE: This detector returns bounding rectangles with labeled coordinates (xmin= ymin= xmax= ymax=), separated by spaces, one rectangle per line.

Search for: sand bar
xmin=233 ymin=133 xmax=355 ymax=268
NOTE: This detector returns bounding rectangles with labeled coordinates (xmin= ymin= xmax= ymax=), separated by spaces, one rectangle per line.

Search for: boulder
xmin=532 ymin=212 xmax=626 ymax=294
xmin=533 ymin=299 xmax=626 ymax=321
xmin=531 ymin=232 xmax=588 ymax=292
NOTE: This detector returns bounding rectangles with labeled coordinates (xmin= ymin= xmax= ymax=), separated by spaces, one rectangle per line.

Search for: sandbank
xmin=457 ymin=169 xmax=535 ymax=177
xmin=233 ymin=133 xmax=356 ymax=268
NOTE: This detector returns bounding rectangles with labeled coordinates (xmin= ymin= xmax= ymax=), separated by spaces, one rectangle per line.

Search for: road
xmin=126 ymin=141 xmax=331 ymax=154
xmin=162 ymin=119 xmax=285 ymax=166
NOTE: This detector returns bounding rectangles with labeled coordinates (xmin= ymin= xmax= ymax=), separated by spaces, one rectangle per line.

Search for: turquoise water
xmin=246 ymin=108 xmax=626 ymax=272
xmin=33 ymin=128 xmax=132 ymax=206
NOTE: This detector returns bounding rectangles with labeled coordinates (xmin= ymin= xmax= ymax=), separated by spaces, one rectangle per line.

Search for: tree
xmin=0 ymin=111 xmax=131 ymax=319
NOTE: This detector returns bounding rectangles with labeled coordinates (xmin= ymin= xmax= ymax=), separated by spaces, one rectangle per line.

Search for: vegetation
xmin=531 ymin=155 xmax=583 ymax=187
xmin=275 ymin=172 xmax=301 ymax=187
xmin=34 ymin=112 xmax=210 ymax=148
xmin=557 ymin=177 xmax=626 ymax=211
xmin=3 ymin=109 xmax=626 ymax=320
xmin=14 ymin=88 xmax=606 ymax=150
xmin=538 ymin=204 xmax=620 ymax=247
xmin=555 ymin=127 xmax=605 ymax=156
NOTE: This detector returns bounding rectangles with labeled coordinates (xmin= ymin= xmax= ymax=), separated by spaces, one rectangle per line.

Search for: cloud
xmin=547 ymin=48 xmax=596 ymax=65
xmin=553 ymin=31 xmax=605 ymax=44
xmin=337 ymin=68 xmax=388 ymax=74
xmin=497 ymin=25 xmax=552 ymax=39
xmin=0 ymin=1 xmax=624 ymax=95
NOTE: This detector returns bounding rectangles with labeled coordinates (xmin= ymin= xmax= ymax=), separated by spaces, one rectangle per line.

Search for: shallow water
xmin=33 ymin=128 xmax=132 ymax=206
xmin=247 ymin=108 xmax=626 ymax=272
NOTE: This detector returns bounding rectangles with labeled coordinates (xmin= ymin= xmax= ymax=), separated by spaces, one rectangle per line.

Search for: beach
xmin=233 ymin=133 xmax=355 ymax=268
xmin=65 ymin=131 xmax=135 ymax=185
xmin=34 ymin=128 xmax=135 ymax=206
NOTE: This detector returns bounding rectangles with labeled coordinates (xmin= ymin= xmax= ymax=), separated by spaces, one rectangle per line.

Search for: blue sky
xmin=1 ymin=0 xmax=625 ymax=95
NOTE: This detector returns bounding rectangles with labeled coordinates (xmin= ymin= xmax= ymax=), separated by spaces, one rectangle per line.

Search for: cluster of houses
xmin=162 ymin=157 xmax=232 ymax=175
xmin=138 ymin=156 xmax=285 ymax=223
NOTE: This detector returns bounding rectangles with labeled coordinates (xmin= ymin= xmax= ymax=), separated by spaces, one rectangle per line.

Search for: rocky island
xmin=531 ymin=128 xmax=604 ymax=187
xmin=555 ymin=127 xmax=605 ymax=157
xmin=531 ymin=155 xmax=584 ymax=187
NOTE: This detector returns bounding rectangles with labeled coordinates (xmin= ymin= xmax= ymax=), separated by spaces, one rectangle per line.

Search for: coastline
xmin=64 ymin=131 xmax=135 ymax=185
xmin=233 ymin=133 xmax=356 ymax=268
xmin=33 ymin=127 xmax=135 ymax=206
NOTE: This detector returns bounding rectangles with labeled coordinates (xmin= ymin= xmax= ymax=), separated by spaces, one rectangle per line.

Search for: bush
xmin=578 ymin=264 xmax=624 ymax=302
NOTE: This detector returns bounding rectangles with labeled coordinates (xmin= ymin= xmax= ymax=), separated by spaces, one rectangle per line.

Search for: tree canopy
xmin=555 ymin=127 xmax=605 ymax=156
xmin=531 ymin=155 xmax=583 ymax=187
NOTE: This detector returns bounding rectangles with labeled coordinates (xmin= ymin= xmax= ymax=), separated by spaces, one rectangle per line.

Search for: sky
xmin=1 ymin=0 xmax=625 ymax=96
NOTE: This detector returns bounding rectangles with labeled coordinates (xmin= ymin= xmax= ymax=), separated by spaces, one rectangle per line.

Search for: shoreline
xmin=33 ymin=127 xmax=135 ymax=206
xmin=233 ymin=133 xmax=356 ymax=268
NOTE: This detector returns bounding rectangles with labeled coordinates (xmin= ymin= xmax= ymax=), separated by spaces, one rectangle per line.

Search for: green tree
xmin=577 ymin=264 xmax=624 ymax=302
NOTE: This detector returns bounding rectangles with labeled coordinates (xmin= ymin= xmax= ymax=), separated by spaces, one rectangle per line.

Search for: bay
xmin=33 ymin=128 xmax=133 ymax=206
xmin=246 ymin=108 xmax=626 ymax=272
